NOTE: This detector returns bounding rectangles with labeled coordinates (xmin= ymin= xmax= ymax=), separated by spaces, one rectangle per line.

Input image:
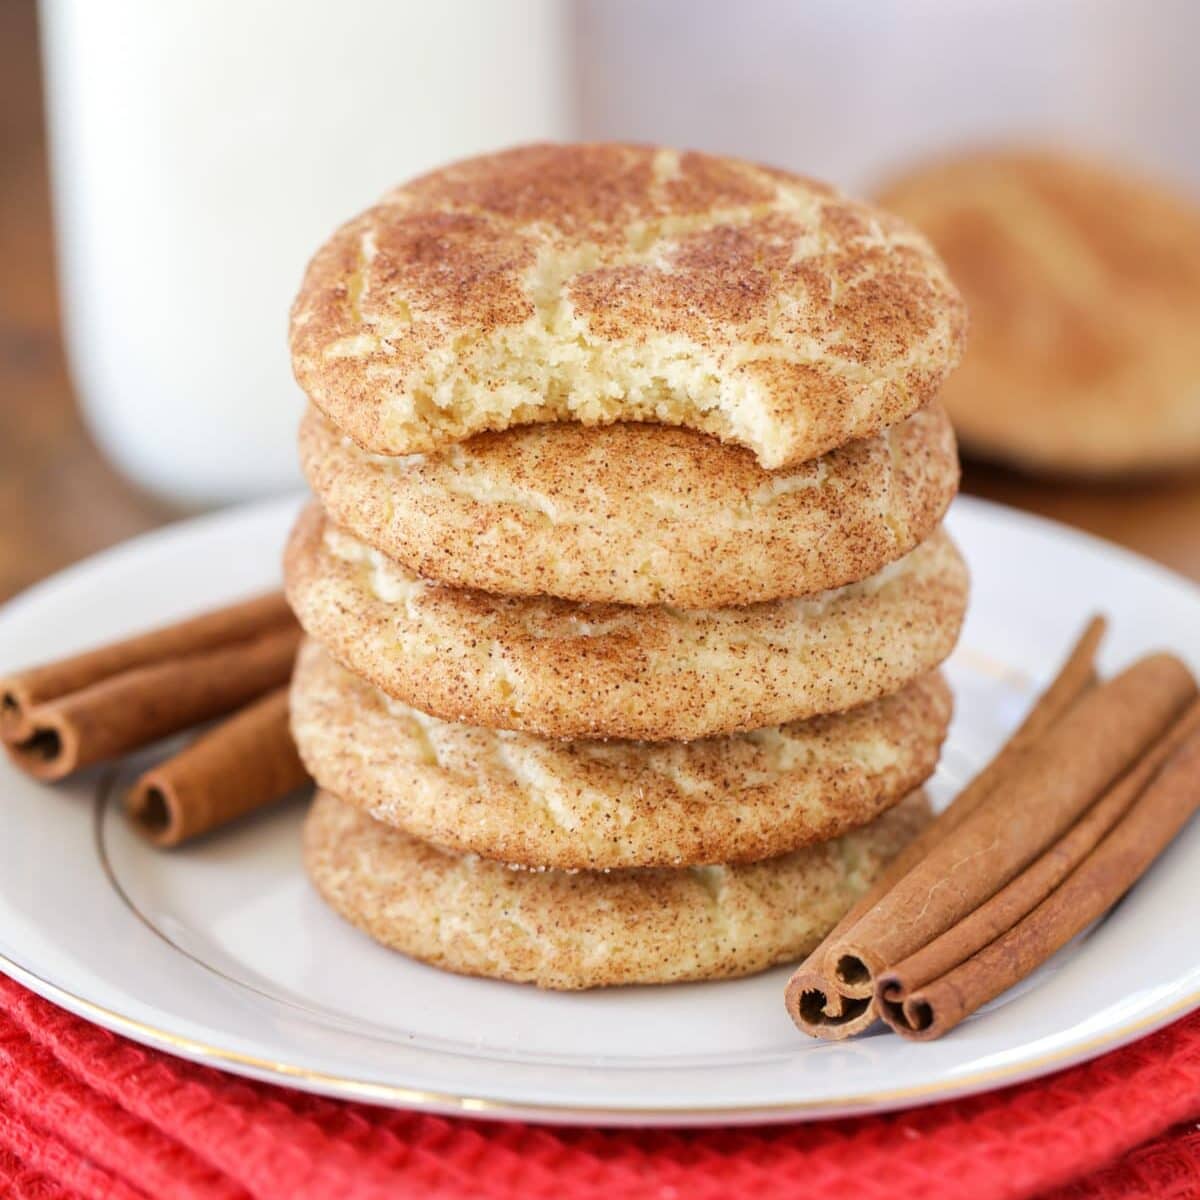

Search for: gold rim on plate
xmin=0 ymin=646 xmax=1192 ymax=1121
xmin=1 ymin=760 xmax=1193 ymax=1121
xmin=3 ymin=947 xmax=1197 ymax=1120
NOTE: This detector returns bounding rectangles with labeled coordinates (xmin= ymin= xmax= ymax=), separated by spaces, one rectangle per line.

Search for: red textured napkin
xmin=1 ymin=974 xmax=1200 ymax=1200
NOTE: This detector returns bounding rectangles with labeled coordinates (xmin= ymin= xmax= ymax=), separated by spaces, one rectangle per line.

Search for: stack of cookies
xmin=283 ymin=144 xmax=970 ymax=990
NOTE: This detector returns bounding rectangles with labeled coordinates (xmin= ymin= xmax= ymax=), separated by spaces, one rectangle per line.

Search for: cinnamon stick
xmin=0 ymin=590 xmax=293 ymax=742
xmin=878 ymin=697 xmax=1200 ymax=1035
xmin=125 ymin=687 xmax=309 ymax=847
xmin=880 ymin=719 xmax=1200 ymax=1039
xmin=5 ymin=626 xmax=301 ymax=781
xmin=825 ymin=653 xmax=1196 ymax=996
xmin=784 ymin=616 xmax=1106 ymax=1039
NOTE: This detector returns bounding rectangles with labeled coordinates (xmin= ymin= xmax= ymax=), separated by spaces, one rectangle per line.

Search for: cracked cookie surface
xmin=299 ymin=402 xmax=958 ymax=607
xmin=284 ymin=504 xmax=968 ymax=741
xmin=291 ymin=143 xmax=966 ymax=468
xmin=303 ymin=788 xmax=931 ymax=989
xmin=291 ymin=641 xmax=951 ymax=869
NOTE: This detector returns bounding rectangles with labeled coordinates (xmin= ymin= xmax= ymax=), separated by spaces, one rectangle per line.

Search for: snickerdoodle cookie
xmin=291 ymin=143 xmax=966 ymax=469
xmin=284 ymin=505 xmax=968 ymax=741
xmin=291 ymin=640 xmax=951 ymax=869
xmin=878 ymin=149 xmax=1200 ymax=475
xmin=299 ymin=403 xmax=959 ymax=608
xmin=303 ymin=788 xmax=931 ymax=989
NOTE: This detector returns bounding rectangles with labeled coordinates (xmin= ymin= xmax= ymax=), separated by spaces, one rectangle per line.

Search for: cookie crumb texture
xmin=291 ymin=144 xmax=967 ymax=468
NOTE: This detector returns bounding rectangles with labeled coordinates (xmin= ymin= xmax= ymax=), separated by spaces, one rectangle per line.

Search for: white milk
xmin=40 ymin=0 xmax=570 ymax=505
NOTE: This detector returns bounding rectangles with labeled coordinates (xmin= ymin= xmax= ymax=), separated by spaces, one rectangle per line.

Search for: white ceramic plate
xmin=1 ymin=494 xmax=1198 ymax=1127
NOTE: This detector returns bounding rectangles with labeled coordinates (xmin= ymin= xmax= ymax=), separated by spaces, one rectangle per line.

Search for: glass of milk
xmin=40 ymin=0 xmax=570 ymax=505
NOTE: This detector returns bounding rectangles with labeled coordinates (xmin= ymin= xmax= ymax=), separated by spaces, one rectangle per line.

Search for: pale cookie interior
xmin=292 ymin=145 xmax=967 ymax=466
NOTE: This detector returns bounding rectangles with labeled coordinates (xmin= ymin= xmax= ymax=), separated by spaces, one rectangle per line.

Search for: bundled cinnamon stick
xmin=787 ymin=613 xmax=1200 ymax=1044
xmin=878 ymin=700 xmax=1200 ymax=1036
xmin=784 ymin=616 xmax=1105 ymax=1039
xmin=826 ymin=653 xmax=1195 ymax=995
xmin=880 ymin=712 xmax=1200 ymax=1038
xmin=4 ymin=625 xmax=301 ymax=781
xmin=1 ymin=590 xmax=293 ymax=742
xmin=125 ymin=687 xmax=309 ymax=847
xmin=4 ymin=588 xmax=315 ymax=847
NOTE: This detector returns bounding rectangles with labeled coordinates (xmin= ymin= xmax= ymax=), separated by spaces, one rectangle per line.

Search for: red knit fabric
xmin=0 ymin=1141 xmax=84 ymax=1200
xmin=1 ymin=973 xmax=1199 ymax=1200
xmin=1044 ymin=1124 xmax=1200 ymax=1200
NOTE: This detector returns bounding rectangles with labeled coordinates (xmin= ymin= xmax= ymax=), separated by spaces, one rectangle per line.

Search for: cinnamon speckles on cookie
xmin=299 ymin=403 xmax=959 ymax=608
xmin=291 ymin=641 xmax=952 ymax=870
xmin=283 ymin=504 xmax=968 ymax=742
xmin=290 ymin=143 xmax=966 ymax=467
xmin=303 ymin=788 xmax=932 ymax=989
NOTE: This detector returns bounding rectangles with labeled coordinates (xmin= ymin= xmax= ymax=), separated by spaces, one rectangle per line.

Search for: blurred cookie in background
xmin=878 ymin=150 xmax=1200 ymax=477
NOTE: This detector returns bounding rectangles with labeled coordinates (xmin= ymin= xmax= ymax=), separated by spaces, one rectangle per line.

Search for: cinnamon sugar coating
xmin=291 ymin=143 xmax=966 ymax=468
xmin=291 ymin=640 xmax=951 ymax=869
xmin=299 ymin=403 xmax=958 ymax=608
xmin=283 ymin=504 xmax=968 ymax=742
xmin=303 ymin=788 xmax=931 ymax=989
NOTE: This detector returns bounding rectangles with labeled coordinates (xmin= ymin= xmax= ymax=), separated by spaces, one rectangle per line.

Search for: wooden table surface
xmin=2 ymin=0 xmax=1199 ymax=607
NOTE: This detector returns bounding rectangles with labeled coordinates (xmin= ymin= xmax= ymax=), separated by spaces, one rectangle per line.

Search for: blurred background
xmin=3 ymin=0 xmax=1200 ymax=601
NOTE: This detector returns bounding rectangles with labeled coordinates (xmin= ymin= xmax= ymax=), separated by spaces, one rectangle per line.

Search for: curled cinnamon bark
xmin=827 ymin=653 xmax=1196 ymax=995
xmin=879 ymin=715 xmax=1200 ymax=1039
xmin=878 ymin=698 xmax=1200 ymax=1032
xmin=5 ymin=626 xmax=301 ymax=781
xmin=784 ymin=616 xmax=1106 ymax=1038
xmin=0 ymin=590 xmax=293 ymax=742
xmin=125 ymin=687 xmax=309 ymax=847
